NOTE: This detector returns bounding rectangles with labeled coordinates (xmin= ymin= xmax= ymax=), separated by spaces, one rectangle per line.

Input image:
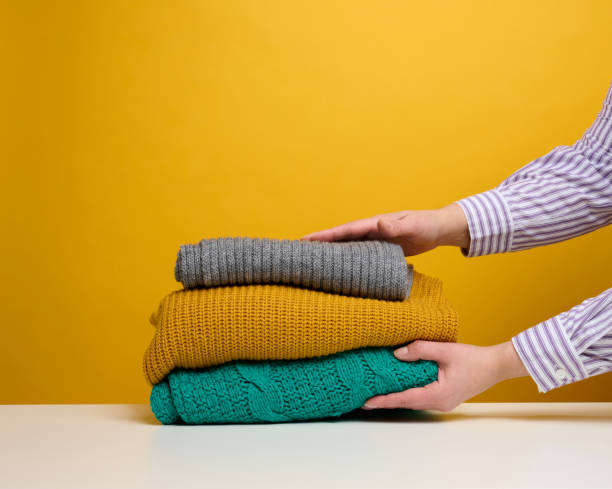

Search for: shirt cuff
xmin=455 ymin=189 xmax=514 ymax=257
xmin=511 ymin=317 xmax=589 ymax=393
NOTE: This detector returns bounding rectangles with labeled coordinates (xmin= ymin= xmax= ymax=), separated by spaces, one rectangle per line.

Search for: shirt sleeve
xmin=454 ymin=82 xmax=612 ymax=392
xmin=511 ymin=288 xmax=612 ymax=393
xmin=455 ymin=81 xmax=612 ymax=257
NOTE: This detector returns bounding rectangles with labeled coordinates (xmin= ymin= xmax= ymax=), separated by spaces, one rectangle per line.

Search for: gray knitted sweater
xmin=174 ymin=237 xmax=412 ymax=301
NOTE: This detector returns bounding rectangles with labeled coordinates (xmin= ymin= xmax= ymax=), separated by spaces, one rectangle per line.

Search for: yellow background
xmin=2 ymin=1 xmax=611 ymax=403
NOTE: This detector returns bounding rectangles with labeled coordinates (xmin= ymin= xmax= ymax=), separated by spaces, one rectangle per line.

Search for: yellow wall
xmin=2 ymin=1 xmax=611 ymax=403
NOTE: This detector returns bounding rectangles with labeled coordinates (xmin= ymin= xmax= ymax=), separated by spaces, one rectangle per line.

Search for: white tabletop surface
xmin=1 ymin=403 xmax=611 ymax=489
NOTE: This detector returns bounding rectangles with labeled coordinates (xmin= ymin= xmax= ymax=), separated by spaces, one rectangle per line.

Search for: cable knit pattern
xmin=143 ymin=270 xmax=458 ymax=384
xmin=174 ymin=237 xmax=412 ymax=301
xmin=150 ymin=347 xmax=438 ymax=424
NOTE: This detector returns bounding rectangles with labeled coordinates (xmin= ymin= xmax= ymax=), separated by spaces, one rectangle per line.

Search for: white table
xmin=1 ymin=403 xmax=611 ymax=489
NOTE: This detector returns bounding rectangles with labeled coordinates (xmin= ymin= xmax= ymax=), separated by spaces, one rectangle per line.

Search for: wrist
xmin=491 ymin=341 xmax=529 ymax=383
xmin=436 ymin=203 xmax=470 ymax=249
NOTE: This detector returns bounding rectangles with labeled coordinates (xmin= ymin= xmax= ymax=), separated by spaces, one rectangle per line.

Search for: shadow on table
xmin=334 ymin=408 xmax=612 ymax=424
xmin=122 ymin=404 xmax=612 ymax=426
xmin=335 ymin=407 xmax=612 ymax=423
xmin=439 ymin=411 xmax=612 ymax=423
xmin=333 ymin=408 xmax=442 ymax=423
xmin=123 ymin=404 xmax=442 ymax=426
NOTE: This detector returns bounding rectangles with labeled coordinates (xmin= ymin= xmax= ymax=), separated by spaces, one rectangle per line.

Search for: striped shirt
xmin=455 ymin=81 xmax=612 ymax=393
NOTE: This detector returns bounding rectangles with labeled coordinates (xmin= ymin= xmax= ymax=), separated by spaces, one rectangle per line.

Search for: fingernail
xmin=394 ymin=347 xmax=407 ymax=358
xmin=362 ymin=403 xmax=376 ymax=410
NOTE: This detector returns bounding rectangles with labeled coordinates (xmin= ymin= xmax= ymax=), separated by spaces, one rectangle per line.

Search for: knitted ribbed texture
xmin=143 ymin=270 xmax=458 ymax=384
xmin=175 ymin=237 xmax=412 ymax=301
xmin=150 ymin=347 xmax=438 ymax=424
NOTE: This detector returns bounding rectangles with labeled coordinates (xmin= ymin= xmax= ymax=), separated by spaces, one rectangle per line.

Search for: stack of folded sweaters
xmin=143 ymin=237 xmax=459 ymax=424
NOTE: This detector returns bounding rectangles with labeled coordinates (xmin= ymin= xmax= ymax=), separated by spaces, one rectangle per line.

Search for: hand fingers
xmin=393 ymin=340 xmax=451 ymax=364
xmin=362 ymin=383 xmax=440 ymax=411
xmin=301 ymin=211 xmax=410 ymax=242
xmin=301 ymin=218 xmax=380 ymax=242
xmin=301 ymin=217 xmax=399 ymax=242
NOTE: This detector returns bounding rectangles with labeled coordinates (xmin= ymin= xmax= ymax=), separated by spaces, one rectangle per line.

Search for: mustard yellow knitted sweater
xmin=143 ymin=271 xmax=458 ymax=385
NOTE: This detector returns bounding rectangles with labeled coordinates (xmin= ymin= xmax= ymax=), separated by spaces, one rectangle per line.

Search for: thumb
xmin=394 ymin=340 xmax=449 ymax=363
xmin=377 ymin=217 xmax=413 ymax=239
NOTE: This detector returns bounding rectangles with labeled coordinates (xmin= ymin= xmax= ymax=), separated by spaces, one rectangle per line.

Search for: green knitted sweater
xmin=150 ymin=347 xmax=437 ymax=424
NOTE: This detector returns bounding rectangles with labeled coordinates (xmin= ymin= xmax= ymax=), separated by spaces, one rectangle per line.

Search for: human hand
xmin=300 ymin=203 xmax=470 ymax=256
xmin=362 ymin=340 xmax=529 ymax=412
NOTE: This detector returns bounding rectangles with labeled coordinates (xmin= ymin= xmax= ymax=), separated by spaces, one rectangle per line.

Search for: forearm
xmin=490 ymin=341 xmax=529 ymax=383
xmin=452 ymin=82 xmax=612 ymax=257
xmin=435 ymin=203 xmax=471 ymax=249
